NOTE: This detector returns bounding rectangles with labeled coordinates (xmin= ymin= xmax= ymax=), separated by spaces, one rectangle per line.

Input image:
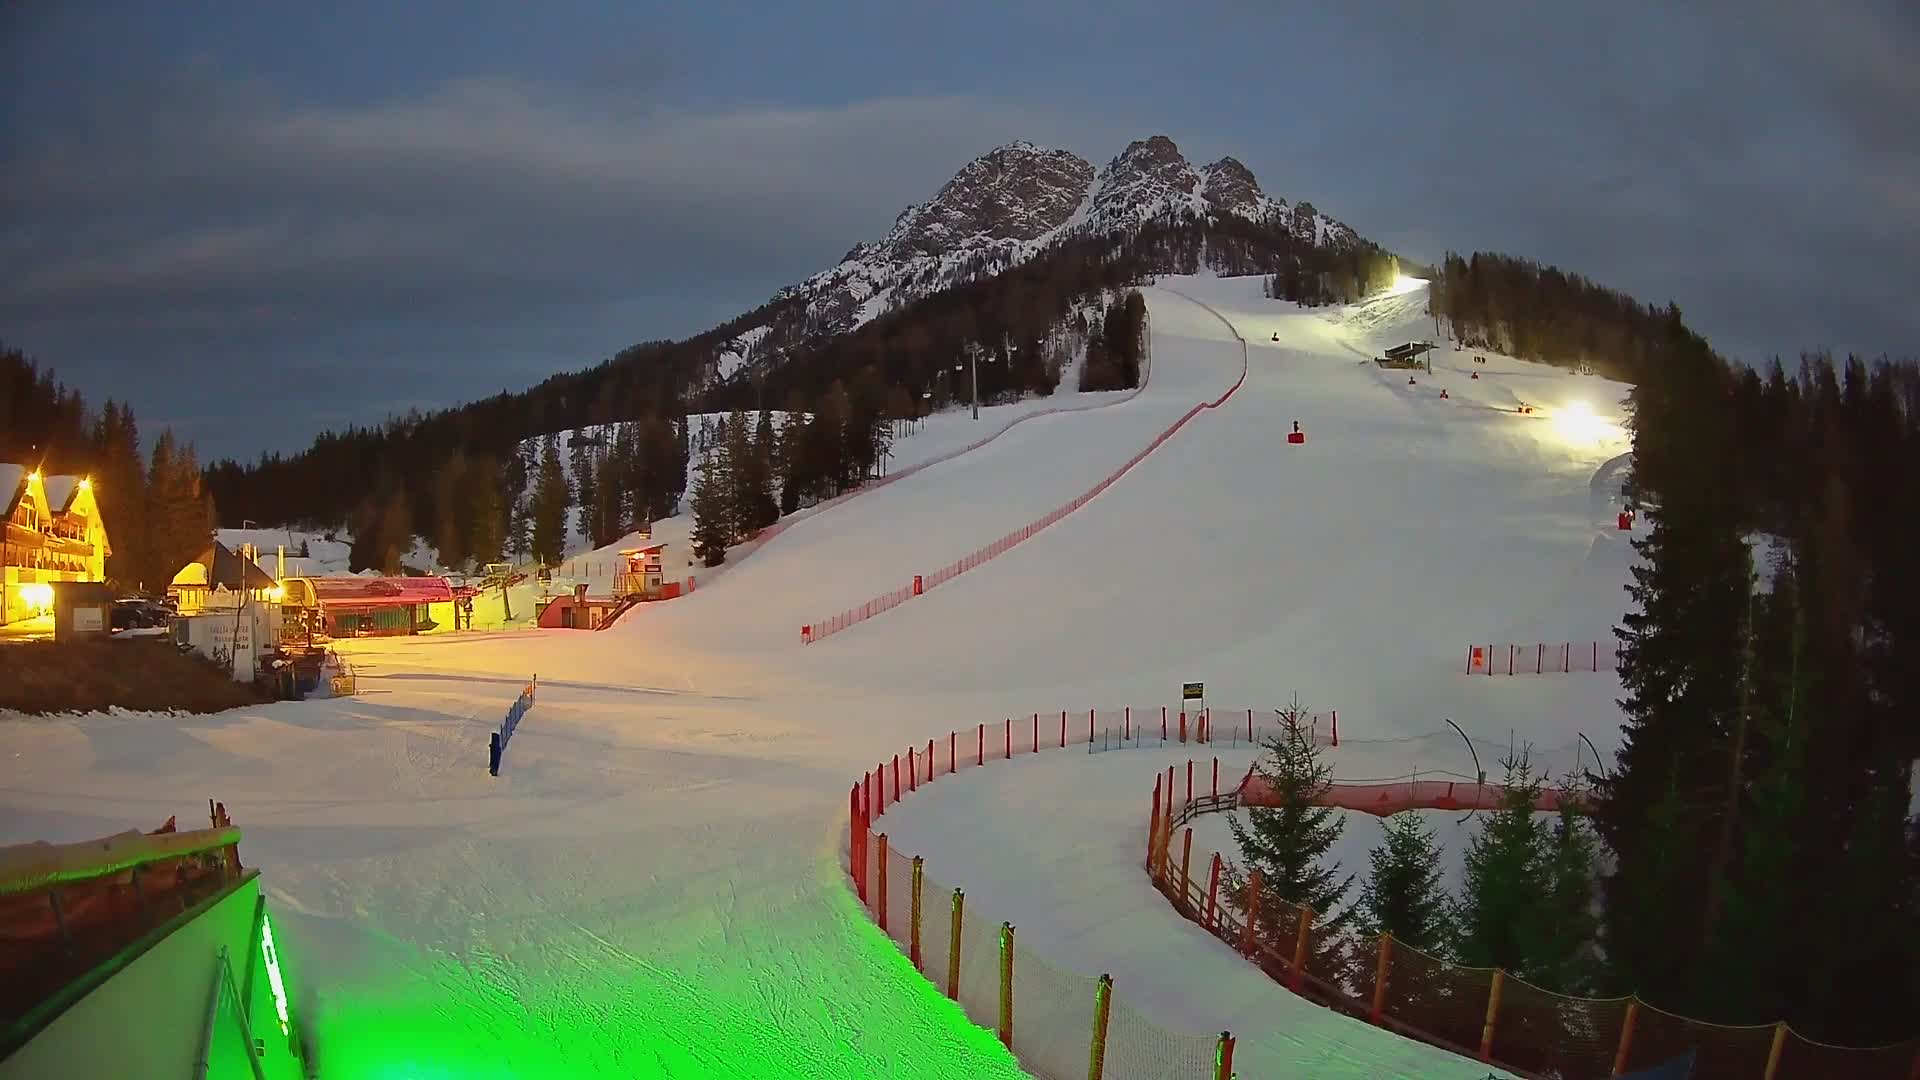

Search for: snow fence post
xmin=1611 ymin=1000 xmax=1640 ymax=1075
xmin=876 ymin=834 xmax=889 ymax=933
xmin=1213 ymin=1032 xmax=1236 ymax=1080
xmin=1332 ymin=710 xmax=1339 ymax=747
xmin=947 ymin=890 xmax=964 ymax=999
xmin=1124 ymin=706 xmax=1131 ymax=741
xmin=1180 ymin=828 xmax=1193 ymax=905
xmin=977 ymin=724 xmax=984 ymax=766
xmin=1370 ymin=934 xmax=1392 ymax=1025
xmin=1479 ymin=969 xmax=1505 ymax=1062
xmin=998 ymin=923 xmax=1015 ymax=1048
xmin=909 ymin=856 xmax=924 ymax=972
xmin=892 ymin=754 xmax=901 ymax=802
xmin=926 ymin=739 xmax=934 ymax=783
xmin=488 ymin=732 xmax=500 ymax=777
xmin=876 ymin=763 xmax=886 ymax=814
xmin=908 ymin=747 xmax=917 ymax=792
xmin=1179 ymin=709 xmax=1187 ymax=743
xmin=1212 ymin=757 xmax=1219 ymax=800
xmin=949 ymin=732 xmax=956 ymax=774
xmin=1004 ymin=718 xmax=1011 ymax=760
xmin=1205 ymin=853 xmax=1222 ymax=932
xmin=1088 ymin=708 xmax=1094 ymax=746
xmin=1147 ymin=777 xmax=1162 ymax=870
xmin=1056 ymin=711 xmax=1064 ymax=749
xmin=1032 ymin=713 xmax=1038 ymax=754
xmin=1087 ymin=974 xmax=1113 ymax=1080
xmin=1763 ymin=1023 xmax=1789 ymax=1080
xmin=1241 ymin=871 xmax=1262 ymax=959
xmin=850 ymin=784 xmax=866 ymax=904
xmin=1290 ymin=902 xmax=1313 ymax=991
xmin=1186 ymin=759 xmax=1194 ymax=807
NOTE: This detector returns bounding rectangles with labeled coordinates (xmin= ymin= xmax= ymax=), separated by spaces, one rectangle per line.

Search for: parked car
xmin=112 ymin=597 xmax=172 ymax=631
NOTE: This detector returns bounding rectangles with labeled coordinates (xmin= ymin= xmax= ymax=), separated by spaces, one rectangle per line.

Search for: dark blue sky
xmin=4 ymin=2 xmax=1916 ymax=459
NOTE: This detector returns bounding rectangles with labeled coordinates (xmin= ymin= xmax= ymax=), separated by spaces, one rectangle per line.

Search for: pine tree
xmin=1533 ymin=787 xmax=1601 ymax=994
xmin=377 ymin=481 xmax=411 ymax=575
xmin=433 ymin=450 xmax=471 ymax=571
xmin=688 ymin=452 xmax=730 ymax=567
xmin=464 ymin=456 xmax=505 ymax=566
xmin=529 ymin=434 xmax=570 ymax=565
xmin=1693 ymin=564 xmax=1806 ymax=1023
xmin=1359 ymin=811 xmax=1452 ymax=952
xmin=1227 ymin=699 xmax=1354 ymax=947
xmin=92 ymin=400 xmax=147 ymax=590
xmin=1454 ymin=753 xmax=1549 ymax=975
xmin=570 ymin=430 xmax=597 ymax=547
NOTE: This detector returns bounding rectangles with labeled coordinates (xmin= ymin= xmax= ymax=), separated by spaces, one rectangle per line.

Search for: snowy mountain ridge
xmin=703 ymin=135 xmax=1364 ymax=390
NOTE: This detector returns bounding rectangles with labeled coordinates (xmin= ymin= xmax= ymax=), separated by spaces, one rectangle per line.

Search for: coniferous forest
xmin=1420 ymin=254 xmax=1920 ymax=1043
xmin=188 ymin=210 xmax=1391 ymax=570
xmin=2 ymin=348 xmax=215 ymax=593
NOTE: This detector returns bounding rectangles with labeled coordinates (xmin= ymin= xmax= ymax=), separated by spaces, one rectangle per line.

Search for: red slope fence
xmin=1144 ymin=771 xmax=1920 ymax=1080
xmin=1467 ymin=641 xmax=1620 ymax=675
xmin=846 ymin=713 xmax=1242 ymax=1080
xmin=805 ymin=334 xmax=1248 ymax=645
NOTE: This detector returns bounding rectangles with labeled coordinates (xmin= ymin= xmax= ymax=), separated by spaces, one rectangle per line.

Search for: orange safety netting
xmin=1158 ymin=821 xmax=1919 ymax=1080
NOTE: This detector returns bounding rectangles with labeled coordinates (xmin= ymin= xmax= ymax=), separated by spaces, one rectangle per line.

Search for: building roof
xmin=174 ymin=541 xmax=278 ymax=591
xmin=305 ymin=575 xmax=452 ymax=609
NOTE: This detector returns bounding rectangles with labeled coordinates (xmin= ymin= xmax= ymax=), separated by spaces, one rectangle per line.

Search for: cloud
xmin=0 ymin=71 xmax=1109 ymax=454
xmin=1 ymin=74 xmax=1107 ymax=318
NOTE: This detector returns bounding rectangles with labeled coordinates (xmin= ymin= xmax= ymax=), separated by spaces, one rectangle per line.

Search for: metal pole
xmin=971 ymin=349 xmax=979 ymax=420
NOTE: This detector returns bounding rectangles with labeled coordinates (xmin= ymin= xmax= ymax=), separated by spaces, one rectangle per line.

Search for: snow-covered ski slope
xmin=0 ymin=277 xmax=1634 ymax=1079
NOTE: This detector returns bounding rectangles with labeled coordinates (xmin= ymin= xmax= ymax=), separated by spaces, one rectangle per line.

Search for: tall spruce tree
xmin=688 ymin=451 xmax=730 ymax=567
xmin=1454 ymin=753 xmax=1549 ymax=975
xmin=1227 ymin=699 xmax=1354 ymax=942
xmin=1595 ymin=317 xmax=1750 ymax=1008
xmin=1359 ymin=811 xmax=1452 ymax=952
xmin=570 ymin=431 xmax=597 ymax=546
xmin=1533 ymin=785 xmax=1601 ymax=994
xmin=529 ymin=434 xmax=570 ymax=565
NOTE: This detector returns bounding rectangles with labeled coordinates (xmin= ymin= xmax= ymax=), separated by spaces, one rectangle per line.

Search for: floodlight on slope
xmin=1388 ymin=274 xmax=1427 ymax=296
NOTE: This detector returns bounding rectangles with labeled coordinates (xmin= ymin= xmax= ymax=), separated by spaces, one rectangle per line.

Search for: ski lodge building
xmin=1 ymin=464 xmax=111 ymax=625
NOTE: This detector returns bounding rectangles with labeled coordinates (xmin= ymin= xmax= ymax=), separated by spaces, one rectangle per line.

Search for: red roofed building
xmin=287 ymin=575 xmax=452 ymax=637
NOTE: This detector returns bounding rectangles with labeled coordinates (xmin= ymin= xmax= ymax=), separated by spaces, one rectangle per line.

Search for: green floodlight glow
xmin=261 ymin=911 xmax=291 ymax=1036
xmin=285 ymin=880 xmax=1026 ymax=1080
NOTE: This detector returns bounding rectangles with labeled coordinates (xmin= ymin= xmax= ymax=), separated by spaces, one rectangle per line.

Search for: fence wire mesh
xmin=1102 ymin=992 xmax=1221 ymax=1080
xmin=954 ymin=905 xmax=1002 ymax=1035
xmin=1494 ymin=975 xmax=1629 ymax=1078
xmin=1009 ymin=938 xmax=1100 ymax=1080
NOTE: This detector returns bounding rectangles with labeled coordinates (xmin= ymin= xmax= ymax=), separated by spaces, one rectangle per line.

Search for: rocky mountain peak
xmin=883 ymin=141 xmax=1094 ymax=260
xmin=1084 ymin=135 xmax=1207 ymax=233
xmin=1200 ymin=156 xmax=1267 ymax=218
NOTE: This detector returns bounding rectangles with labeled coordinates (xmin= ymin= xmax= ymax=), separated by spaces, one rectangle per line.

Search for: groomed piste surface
xmin=0 ymin=276 xmax=1634 ymax=1078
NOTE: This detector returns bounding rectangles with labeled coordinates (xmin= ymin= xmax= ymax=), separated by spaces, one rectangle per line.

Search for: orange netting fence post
xmin=1205 ymin=853 xmax=1222 ymax=931
xmin=1612 ymin=999 xmax=1640 ymax=1076
xmin=947 ymin=888 xmax=964 ymax=999
xmin=926 ymin=739 xmax=934 ymax=782
xmin=876 ymin=833 xmax=890 ymax=933
xmin=909 ymin=855 xmax=924 ymax=971
xmin=1763 ymin=1022 xmax=1788 ymax=1080
xmin=1147 ymin=775 xmax=1162 ymax=869
xmin=1480 ymin=969 xmax=1505 ymax=1063
xmin=1087 ymin=973 xmax=1113 ymax=1080
xmin=1213 ymin=1031 xmax=1236 ymax=1080
xmin=850 ymin=783 xmax=866 ymax=903
xmin=908 ymin=747 xmax=917 ymax=792
xmin=949 ymin=731 xmax=956 ymax=774
xmin=1371 ymin=933 xmax=1393 ymax=1025
xmin=1180 ymin=827 xmax=1193 ymax=901
xmin=998 ymin=922 xmax=1015 ymax=1047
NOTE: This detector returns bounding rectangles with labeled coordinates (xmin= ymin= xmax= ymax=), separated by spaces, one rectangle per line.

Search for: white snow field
xmin=0 ymin=276 xmax=1634 ymax=1078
